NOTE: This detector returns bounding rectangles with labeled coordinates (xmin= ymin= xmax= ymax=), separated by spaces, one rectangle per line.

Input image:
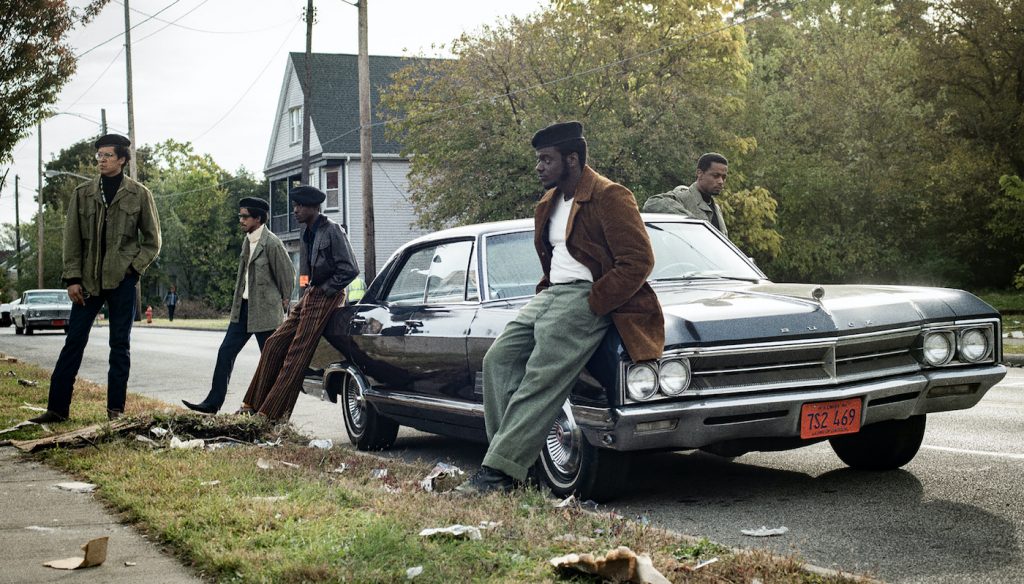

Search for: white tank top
xmin=547 ymin=195 xmax=594 ymax=284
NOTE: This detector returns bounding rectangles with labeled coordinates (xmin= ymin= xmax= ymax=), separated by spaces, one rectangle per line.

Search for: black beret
xmin=238 ymin=197 xmax=270 ymax=212
xmin=94 ymin=134 xmax=131 ymax=148
xmin=531 ymin=121 xmax=584 ymax=149
xmin=290 ymin=185 xmax=326 ymax=206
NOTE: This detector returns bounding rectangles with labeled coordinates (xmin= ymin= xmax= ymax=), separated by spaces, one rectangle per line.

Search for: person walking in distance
xmin=182 ymin=197 xmax=294 ymax=414
xmin=30 ymin=134 xmax=161 ymax=423
xmin=164 ymin=285 xmax=178 ymax=321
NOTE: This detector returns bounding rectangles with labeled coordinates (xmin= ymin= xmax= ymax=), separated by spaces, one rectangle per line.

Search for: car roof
xmin=401 ymin=213 xmax=704 ymax=248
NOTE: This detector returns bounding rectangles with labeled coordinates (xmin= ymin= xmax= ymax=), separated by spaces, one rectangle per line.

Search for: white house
xmin=264 ymin=52 xmax=432 ymax=283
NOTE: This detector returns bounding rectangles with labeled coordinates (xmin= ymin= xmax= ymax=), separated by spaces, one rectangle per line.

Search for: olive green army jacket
xmin=62 ymin=174 xmax=162 ymax=295
xmin=642 ymin=182 xmax=728 ymax=237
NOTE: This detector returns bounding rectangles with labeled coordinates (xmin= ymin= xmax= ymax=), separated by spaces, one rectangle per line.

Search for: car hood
xmin=654 ymin=281 xmax=999 ymax=348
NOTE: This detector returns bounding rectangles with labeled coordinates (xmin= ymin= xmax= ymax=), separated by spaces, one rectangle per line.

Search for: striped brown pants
xmin=242 ymin=286 xmax=342 ymax=421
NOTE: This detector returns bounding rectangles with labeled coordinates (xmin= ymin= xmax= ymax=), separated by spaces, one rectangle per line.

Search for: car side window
xmin=425 ymin=240 xmax=474 ymax=304
xmin=484 ymin=231 xmax=543 ymax=300
xmin=386 ymin=246 xmax=435 ymax=306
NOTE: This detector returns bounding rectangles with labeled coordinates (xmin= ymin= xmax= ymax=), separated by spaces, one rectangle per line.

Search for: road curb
xmin=1002 ymin=355 xmax=1024 ymax=367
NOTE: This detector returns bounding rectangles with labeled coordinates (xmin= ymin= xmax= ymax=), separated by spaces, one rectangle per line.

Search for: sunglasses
xmin=238 ymin=213 xmax=252 ymax=219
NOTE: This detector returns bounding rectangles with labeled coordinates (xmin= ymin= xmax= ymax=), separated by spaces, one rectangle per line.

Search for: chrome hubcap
xmin=545 ymin=405 xmax=581 ymax=478
xmin=344 ymin=374 xmax=365 ymax=431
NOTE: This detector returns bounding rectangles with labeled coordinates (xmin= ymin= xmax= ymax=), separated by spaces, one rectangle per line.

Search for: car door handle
xmin=350 ymin=316 xmax=367 ymax=326
xmin=405 ymin=320 xmax=424 ymax=330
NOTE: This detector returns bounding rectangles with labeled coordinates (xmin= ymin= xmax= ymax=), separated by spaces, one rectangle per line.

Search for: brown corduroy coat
xmin=533 ymin=166 xmax=665 ymax=362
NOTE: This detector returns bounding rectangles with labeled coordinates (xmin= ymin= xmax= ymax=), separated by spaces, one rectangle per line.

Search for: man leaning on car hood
xmin=455 ymin=121 xmax=664 ymax=495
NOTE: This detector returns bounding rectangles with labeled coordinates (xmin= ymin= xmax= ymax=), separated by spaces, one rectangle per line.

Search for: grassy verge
xmin=94 ymin=317 xmax=230 ymax=331
xmin=1 ymin=360 xmax=863 ymax=584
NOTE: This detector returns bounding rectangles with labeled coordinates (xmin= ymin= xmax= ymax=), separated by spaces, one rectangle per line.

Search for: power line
xmin=191 ymin=17 xmax=303 ymax=142
xmin=132 ymin=0 xmax=212 ymax=44
xmin=114 ymin=0 xmax=292 ymax=34
xmin=76 ymin=0 xmax=183 ymax=59
xmin=62 ymin=47 xmax=125 ymax=111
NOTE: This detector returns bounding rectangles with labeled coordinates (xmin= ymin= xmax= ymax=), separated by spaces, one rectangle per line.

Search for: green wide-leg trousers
xmin=482 ymin=282 xmax=611 ymax=481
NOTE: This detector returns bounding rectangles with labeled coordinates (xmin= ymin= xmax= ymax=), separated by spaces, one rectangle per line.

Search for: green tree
xmin=0 ymin=0 xmax=109 ymax=161
xmin=740 ymin=0 xmax=963 ymax=285
xmin=382 ymin=0 xmax=755 ymax=228
xmin=147 ymin=141 xmax=239 ymax=310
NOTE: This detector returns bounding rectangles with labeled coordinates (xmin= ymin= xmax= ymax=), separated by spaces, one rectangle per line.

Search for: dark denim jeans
xmin=47 ymin=273 xmax=138 ymax=417
xmin=201 ymin=300 xmax=270 ymax=411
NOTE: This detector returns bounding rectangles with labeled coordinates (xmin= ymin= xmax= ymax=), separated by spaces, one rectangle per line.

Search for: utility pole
xmin=101 ymin=108 xmax=108 ymax=135
xmin=301 ymin=0 xmax=314 ymax=184
xmin=358 ymin=0 xmax=375 ymax=281
xmin=124 ymin=0 xmax=137 ymax=178
xmin=37 ymin=121 xmax=44 ymax=288
xmin=14 ymin=175 xmax=21 ymax=259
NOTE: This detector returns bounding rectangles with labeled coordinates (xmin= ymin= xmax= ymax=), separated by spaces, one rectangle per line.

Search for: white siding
xmin=267 ymin=64 xmax=323 ymax=170
xmin=335 ymin=158 xmax=430 ymax=274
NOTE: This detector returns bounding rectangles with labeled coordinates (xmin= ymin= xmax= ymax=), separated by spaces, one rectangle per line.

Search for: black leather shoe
xmin=107 ymin=409 xmax=124 ymax=420
xmin=182 ymin=400 xmax=217 ymax=414
xmin=453 ymin=465 xmax=516 ymax=496
xmin=29 ymin=411 xmax=67 ymax=424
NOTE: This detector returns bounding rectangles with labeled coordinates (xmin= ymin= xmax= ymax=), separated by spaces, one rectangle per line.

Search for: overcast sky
xmin=0 ymin=0 xmax=547 ymax=226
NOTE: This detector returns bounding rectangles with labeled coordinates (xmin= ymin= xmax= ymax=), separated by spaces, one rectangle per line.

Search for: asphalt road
xmin=2 ymin=325 xmax=1021 ymax=583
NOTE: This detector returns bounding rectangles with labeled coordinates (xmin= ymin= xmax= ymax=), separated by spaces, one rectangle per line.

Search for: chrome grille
xmin=681 ymin=328 xmax=921 ymax=397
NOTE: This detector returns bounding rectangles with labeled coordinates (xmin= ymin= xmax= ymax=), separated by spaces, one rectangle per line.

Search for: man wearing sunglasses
xmin=30 ymin=133 xmax=161 ymax=423
xmin=182 ymin=197 xmax=294 ymax=414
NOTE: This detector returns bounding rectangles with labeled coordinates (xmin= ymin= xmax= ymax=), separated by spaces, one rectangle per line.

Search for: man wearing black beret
xmin=239 ymin=185 xmax=359 ymax=420
xmin=30 ymin=133 xmax=162 ymax=423
xmin=182 ymin=197 xmax=294 ymax=414
xmin=457 ymin=121 xmax=664 ymax=495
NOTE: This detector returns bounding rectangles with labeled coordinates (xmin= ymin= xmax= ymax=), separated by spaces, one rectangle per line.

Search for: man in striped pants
xmin=240 ymin=186 xmax=359 ymax=421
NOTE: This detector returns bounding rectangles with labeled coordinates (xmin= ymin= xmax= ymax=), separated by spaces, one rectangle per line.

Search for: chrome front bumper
xmin=573 ymin=364 xmax=1007 ymax=451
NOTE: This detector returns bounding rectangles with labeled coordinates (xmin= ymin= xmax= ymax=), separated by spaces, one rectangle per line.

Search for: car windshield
xmin=481 ymin=221 xmax=761 ymax=300
xmin=646 ymin=222 xmax=762 ymax=282
xmin=26 ymin=292 xmax=70 ymax=305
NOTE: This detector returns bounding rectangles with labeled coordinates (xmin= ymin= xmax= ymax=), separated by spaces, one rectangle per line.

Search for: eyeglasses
xmin=95 ymin=152 xmax=117 ymax=160
xmin=238 ymin=213 xmax=252 ymax=219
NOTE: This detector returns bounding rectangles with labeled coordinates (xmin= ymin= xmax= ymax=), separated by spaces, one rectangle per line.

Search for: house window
xmin=325 ymin=169 xmax=339 ymax=209
xmin=288 ymin=107 xmax=302 ymax=144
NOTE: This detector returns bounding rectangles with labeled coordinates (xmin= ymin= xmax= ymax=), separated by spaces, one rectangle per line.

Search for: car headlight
xmin=958 ymin=328 xmax=990 ymax=362
xmin=626 ymin=363 xmax=659 ymax=401
xmin=659 ymin=358 xmax=691 ymax=396
xmin=920 ymin=331 xmax=954 ymax=366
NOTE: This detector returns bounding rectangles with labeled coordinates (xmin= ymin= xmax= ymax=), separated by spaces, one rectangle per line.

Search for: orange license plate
xmin=800 ymin=398 xmax=862 ymax=439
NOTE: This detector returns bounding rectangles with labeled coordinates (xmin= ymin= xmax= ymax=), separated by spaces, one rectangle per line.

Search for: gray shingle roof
xmin=289 ymin=52 xmax=434 ymax=155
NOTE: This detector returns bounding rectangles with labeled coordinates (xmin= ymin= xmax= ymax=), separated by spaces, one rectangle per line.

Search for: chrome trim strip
xmin=363 ymin=388 xmax=485 ymax=416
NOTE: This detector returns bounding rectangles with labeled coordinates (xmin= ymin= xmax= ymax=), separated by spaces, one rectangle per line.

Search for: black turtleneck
xmin=101 ymin=173 xmax=123 ymax=206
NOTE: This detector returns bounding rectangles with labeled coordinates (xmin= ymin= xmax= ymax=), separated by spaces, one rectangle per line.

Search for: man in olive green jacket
xmin=643 ymin=152 xmax=729 ymax=238
xmin=183 ymin=197 xmax=294 ymax=414
xmin=31 ymin=134 xmax=161 ymax=423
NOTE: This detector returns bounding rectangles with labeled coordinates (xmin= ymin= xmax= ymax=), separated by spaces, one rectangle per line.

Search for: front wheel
xmin=24 ymin=325 xmax=33 ymax=335
xmin=535 ymin=401 xmax=630 ymax=502
xmin=830 ymin=415 xmax=926 ymax=470
xmin=14 ymin=323 xmax=23 ymax=335
xmin=339 ymin=365 xmax=399 ymax=451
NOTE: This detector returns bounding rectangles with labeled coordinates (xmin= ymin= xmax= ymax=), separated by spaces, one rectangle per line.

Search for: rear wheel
xmin=340 ymin=365 xmax=399 ymax=451
xmin=830 ymin=415 xmax=926 ymax=470
xmin=535 ymin=401 xmax=630 ymax=502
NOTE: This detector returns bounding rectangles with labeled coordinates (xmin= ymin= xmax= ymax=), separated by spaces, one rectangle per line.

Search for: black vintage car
xmin=303 ymin=215 xmax=1006 ymax=500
